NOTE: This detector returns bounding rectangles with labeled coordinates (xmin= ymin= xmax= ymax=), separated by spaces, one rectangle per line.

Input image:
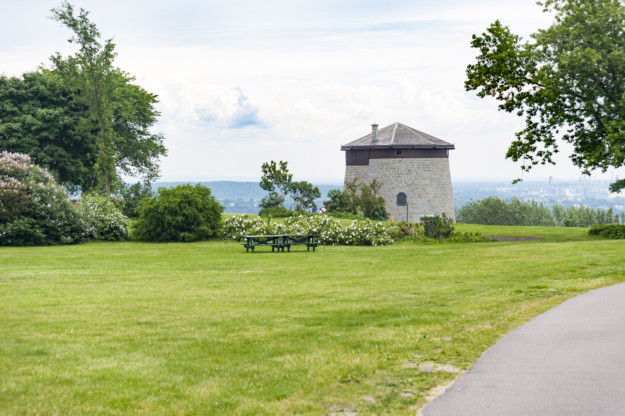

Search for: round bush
xmin=133 ymin=184 xmax=224 ymax=242
xmin=0 ymin=151 xmax=88 ymax=246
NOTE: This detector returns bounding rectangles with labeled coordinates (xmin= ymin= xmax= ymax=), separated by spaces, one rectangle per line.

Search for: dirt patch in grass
xmin=489 ymin=236 xmax=543 ymax=242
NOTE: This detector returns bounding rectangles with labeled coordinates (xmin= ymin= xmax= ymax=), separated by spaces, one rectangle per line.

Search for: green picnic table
xmin=242 ymin=234 xmax=318 ymax=253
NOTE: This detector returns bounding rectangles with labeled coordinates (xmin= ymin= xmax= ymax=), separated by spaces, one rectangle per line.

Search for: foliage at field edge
xmin=77 ymin=193 xmax=129 ymax=241
xmin=0 ymin=152 xmax=130 ymax=246
xmin=588 ymin=223 xmax=625 ymax=239
xmin=457 ymin=197 xmax=624 ymax=227
xmin=0 ymin=151 xmax=89 ymax=245
xmin=222 ymin=214 xmax=487 ymax=245
xmin=118 ymin=181 xmax=154 ymax=218
xmin=133 ymin=184 xmax=223 ymax=242
xmin=222 ymin=214 xmax=392 ymax=246
xmin=326 ymin=178 xmax=389 ymax=220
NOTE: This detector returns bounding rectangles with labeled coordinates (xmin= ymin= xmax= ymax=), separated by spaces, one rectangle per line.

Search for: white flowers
xmin=222 ymin=215 xmax=392 ymax=246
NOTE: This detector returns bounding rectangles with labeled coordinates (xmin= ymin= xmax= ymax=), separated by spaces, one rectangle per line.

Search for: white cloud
xmin=3 ymin=0 xmax=623 ymax=183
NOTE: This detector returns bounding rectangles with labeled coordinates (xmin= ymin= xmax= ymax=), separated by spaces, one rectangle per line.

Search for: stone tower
xmin=341 ymin=122 xmax=455 ymax=222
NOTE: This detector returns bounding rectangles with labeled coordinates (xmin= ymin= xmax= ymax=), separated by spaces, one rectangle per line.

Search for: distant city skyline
xmin=3 ymin=0 xmax=624 ymax=183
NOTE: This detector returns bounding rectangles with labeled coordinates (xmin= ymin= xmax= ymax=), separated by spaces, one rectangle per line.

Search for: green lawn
xmin=1 ymin=225 xmax=623 ymax=415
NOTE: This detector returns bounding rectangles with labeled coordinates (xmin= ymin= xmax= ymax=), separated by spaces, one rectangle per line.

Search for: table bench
xmin=241 ymin=235 xmax=288 ymax=253
xmin=284 ymin=234 xmax=318 ymax=252
xmin=242 ymin=234 xmax=318 ymax=253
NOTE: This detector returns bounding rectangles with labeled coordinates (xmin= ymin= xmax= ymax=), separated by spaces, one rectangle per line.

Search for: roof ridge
xmin=390 ymin=122 xmax=398 ymax=144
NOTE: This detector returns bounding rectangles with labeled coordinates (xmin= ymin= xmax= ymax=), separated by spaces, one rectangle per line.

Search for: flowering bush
xmin=221 ymin=215 xmax=263 ymax=241
xmin=222 ymin=215 xmax=488 ymax=246
xmin=78 ymin=193 xmax=129 ymax=241
xmin=221 ymin=215 xmax=288 ymax=240
xmin=284 ymin=215 xmax=339 ymax=236
xmin=222 ymin=214 xmax=392 ymax=246
xmin=0 ymin=152 xmax=88 ymax=245
xmin=321 ymin=218 xmax=392 ymax=246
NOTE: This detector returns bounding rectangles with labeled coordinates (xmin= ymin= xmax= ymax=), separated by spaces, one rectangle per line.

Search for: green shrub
xmin=588 ymin=224 xmax=610 ymax=235
xmin=133 ymin=184 xmax=223 ymax=242
xmin=457 ymin=197 xmax=621 ymax=227
xmin=326 ymin=189 xmax=356 ymax=214
xmin=588 ymin=223 xmax=625 ymax=239
xmin=446 ymin=232 xmax=490 ymax=242
xmin=387 ymin=222 xmax=423 ymax=241
xmin=422 ymin=214 xmax=454 ymax=239
xmin=258 ymin=206 xmax=294 ymax=217
xmin=119 ymin=181 xmax=153 ymax=218
xmin=0 ymin=152 xmax=88 ymax=246
xmin=78 ymin=194 xmax=129 ymax=241
xmin=259 ymin=191 xmax=283 ymax=210
xmin=370 ymin=204 xmax=389 ymax=221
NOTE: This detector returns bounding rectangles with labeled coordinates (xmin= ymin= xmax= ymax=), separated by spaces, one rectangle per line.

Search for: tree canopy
xmin=0 ymin=71 xmax=96 ymax=192
xmin=50 ymin=2 xmax=166 ymax=193
xmin=259 ymin=160 xmax=293 ymax=207
xmin=327 ymin=179 xmax=388 ymax=220
xmin=289 ymin=181 xmax=321 ymax=211
xmin=466 ymin=0 xmax=625 ymax=192
xmin=0 ymin=2 xmax=166 ymax=194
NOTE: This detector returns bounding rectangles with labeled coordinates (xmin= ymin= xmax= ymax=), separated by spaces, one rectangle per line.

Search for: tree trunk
xmin=104 ymin=165 xmax=111 ymax=195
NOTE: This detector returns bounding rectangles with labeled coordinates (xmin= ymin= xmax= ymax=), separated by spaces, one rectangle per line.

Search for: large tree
xmin=466 ymin=0 xmax=625 ymax=192
xmin=49 ymin=2 xmax=165 ymax=194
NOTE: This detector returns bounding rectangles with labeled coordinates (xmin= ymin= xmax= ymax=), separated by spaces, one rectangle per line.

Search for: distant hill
xmin=153 ymin=181 xmax=341 ymax=214
xmin=153 ymin=178 xmax=625 ymax=214
xmin=156 ymin=181 xmax=269 ymax=200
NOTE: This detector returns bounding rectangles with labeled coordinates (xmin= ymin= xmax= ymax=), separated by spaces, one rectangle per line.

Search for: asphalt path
xmin=421 ymin=282 xmax=625 ymax=416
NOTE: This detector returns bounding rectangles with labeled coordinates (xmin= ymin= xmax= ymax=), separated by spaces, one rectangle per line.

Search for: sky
xmin=2 ymin=0 xmax=624 ymax=184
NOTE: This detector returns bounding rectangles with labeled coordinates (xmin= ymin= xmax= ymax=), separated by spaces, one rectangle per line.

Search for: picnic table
xmin=283 ymin=234 xmax=318 ymax=252
xmin=242 ymin=234 xmax=318 ymax=253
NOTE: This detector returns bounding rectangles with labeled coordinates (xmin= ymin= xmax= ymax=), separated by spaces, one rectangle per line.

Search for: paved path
xmin=421 ymin=283 xmax=625 ymax=416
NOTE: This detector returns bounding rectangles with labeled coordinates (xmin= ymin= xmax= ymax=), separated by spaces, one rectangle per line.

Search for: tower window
xmin=397 ymin=192 xmax=407 ymax=206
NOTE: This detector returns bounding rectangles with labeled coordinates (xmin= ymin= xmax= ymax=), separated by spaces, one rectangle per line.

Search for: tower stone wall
xmin=344 ymin=158 xmax=454 ymax=223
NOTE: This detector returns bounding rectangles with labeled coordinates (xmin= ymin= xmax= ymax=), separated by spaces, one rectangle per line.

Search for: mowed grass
xmin=1 ymin=226 xmax=624 ymax=415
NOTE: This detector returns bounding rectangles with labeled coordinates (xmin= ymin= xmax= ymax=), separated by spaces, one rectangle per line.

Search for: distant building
xmin=341 ymin=122 xmax=455 ymax=222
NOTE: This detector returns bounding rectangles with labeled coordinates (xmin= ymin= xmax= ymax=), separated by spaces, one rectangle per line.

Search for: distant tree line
xmin=457 ymin=197 xmax=624 ymax=227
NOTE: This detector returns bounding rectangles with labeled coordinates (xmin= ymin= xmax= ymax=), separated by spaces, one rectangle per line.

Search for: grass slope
xmin=1 ymin=226 xmax=623 ymax=415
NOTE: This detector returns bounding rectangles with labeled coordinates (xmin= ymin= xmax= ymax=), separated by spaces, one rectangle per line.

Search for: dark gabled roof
xmin=341 ymin=122 xmax=454 ymax=150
